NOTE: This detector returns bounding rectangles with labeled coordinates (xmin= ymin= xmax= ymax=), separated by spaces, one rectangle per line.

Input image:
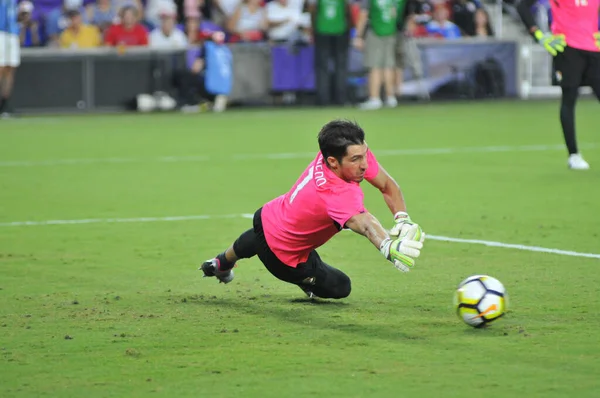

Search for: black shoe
xmin=200 ymin=258 xmax=235 ymax=284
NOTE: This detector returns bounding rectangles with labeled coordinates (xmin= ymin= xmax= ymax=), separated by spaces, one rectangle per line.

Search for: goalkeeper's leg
xmin=560 ymin=85 xmax=579 ymax=156
xmin=200 ymin=227 xmax=258 ymax=284
xmin=299 ymin=251 xmax=351 ymax=299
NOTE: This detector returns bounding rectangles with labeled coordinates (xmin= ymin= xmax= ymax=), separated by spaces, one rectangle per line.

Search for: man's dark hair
xmin=318 ymin=119 xmax=365 ymax=164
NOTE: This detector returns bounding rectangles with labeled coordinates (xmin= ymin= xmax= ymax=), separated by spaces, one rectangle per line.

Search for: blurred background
xmin=1 ymin=0 xmax=578 ymax=115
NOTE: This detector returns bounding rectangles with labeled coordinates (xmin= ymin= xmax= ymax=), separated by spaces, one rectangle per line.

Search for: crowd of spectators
xmin=16 ymin=0 xmax=494 ymax=50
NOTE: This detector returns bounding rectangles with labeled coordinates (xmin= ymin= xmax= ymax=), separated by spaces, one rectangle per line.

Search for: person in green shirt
xmin=353 ymin=0 xmax=399 ymax=109
xmin=309 ymin=0 xmax=353 ymax=106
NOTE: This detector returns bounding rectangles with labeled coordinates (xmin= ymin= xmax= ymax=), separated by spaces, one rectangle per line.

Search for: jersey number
xmin=289 ymin=166 xmax=313 ymax=204
xmin=575 ymin=0 xmax=588 ymax=6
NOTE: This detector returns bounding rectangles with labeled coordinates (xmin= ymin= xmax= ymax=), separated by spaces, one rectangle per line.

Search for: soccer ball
xmin=454 ymin=275 xmax=508 ymax=328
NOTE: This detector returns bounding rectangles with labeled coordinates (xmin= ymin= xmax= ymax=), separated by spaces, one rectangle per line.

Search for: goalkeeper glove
xmin=389 ymin=211 xmax=423 ymax=240
xmin=534 ymin=30 xmax=566 ymax=56
xmin=594 ymin=32 xmax=600 ymax=50
xmin=380 ymin=224 xmax=425 ymax=273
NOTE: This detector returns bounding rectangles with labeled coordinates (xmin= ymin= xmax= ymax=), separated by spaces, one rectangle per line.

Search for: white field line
xmin=1 ymin=213 xmax=599 ymax=260
xmin=1 ymin=143 xmax=598 ymax=167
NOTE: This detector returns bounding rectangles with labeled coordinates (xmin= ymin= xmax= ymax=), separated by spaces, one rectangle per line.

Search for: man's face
xmin=161 ymin=15 xmax=175 ymax=32
xmin=434 ymin=7 xmax=448 ymax=22
xmin=71 ymin=13 xmax=82 ymax=28
xmin=123 ymin=9 xmax=136 ymax=26
xmin=327 ymin=143 xmax=369 ymax=183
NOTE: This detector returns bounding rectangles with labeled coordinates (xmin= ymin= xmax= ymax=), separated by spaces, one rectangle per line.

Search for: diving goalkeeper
xmin=517 ymin=0 xmax=600 ymax=170
xmin=200 ymin=119 xmax=425 ymax=299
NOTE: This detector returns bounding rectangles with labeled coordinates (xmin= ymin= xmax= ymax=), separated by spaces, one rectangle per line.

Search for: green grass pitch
xmin=1 ymin=100 xmax=600 ymax=397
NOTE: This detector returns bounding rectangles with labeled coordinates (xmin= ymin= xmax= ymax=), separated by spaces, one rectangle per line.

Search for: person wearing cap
xmin=59 ymin=9 xmax=102 ymax=49
xmin=17 ymin=1 xmax=41 ymax=47
xmin=149 ymin=3 xmax=188 ymax=49
xmin=45 ymin=0 xmax=89 ymax=47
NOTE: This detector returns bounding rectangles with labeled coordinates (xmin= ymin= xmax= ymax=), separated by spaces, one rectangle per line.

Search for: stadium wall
xmin=15 ymin=38 xmax=520 ymax=114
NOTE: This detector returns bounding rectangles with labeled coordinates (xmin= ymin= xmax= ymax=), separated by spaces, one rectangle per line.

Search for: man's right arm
xmin=345 ymin=212 xmax=424 ymax=272
xmin=345 ymin=212 xmax=389 ymax=250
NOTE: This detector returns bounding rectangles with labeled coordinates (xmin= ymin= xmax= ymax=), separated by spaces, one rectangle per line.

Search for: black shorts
xmin=553 ymin=46 xmax=600 ymax=87
xmin=241 ymin=207 xmax=351 ymax=299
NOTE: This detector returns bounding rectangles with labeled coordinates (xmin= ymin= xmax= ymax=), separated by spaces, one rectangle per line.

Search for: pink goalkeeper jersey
xmin=260 ymin=149 xmax=380 ymax=267
xmin=551 ymin=0 xmax=600 ymax=52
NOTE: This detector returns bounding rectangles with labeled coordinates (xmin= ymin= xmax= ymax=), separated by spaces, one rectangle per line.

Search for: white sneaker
xmin=359 ymin=97 xmax=382 ymax=110
xmin=385 ymin=96 xmax=398 ymax=108
xmin=213 ymin=95 xmax=228 ymax=113
xmin=568 ymin=154 xmax=590 ymax=170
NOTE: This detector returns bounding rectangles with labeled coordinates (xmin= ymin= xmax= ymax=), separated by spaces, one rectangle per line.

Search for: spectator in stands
xmin=85 ymin=0 xmax=119 ymax=34
xmin=425 ymin=4 xmax=461 ymax=39
xmin=212 ymin=0 xmax=242 ymax=27
xmin=474 ymin=8 xmax=493 ymax=37
xmin=45 ymin=0 xmax=89 ymax=47
xmin=104 ymin=6 xmax=149 ymax=46
xmin=308 ymin=0 xmax=352 ymax=106
xmin=226 ymin=0 xmax=267 ymax=42
xmin=146 ymin=0 xmax=178 ymax=29
xmin=184 ymin=0 xmax=203 ymax=44
xmin=149 ymin=3 xmax=188 ymax=48
xmin=395 ymin=0 xmax=420 ymax=97
xmin=354 ymin=0 xmax=400 ymax=110
xmin=266 ymin=0 xmax=311 ymax=44
xmin=412 ymin=0 xmax=433 ymax=25
xmin=173 ymin=31 xmax=231 ymax=112
xmin=17 ymin=1 xmax=41 ymax=48
xmin=450 ymin=0 xmax=478 ymax=36
xmin=59 ymin=9 xmax=103 ymax=48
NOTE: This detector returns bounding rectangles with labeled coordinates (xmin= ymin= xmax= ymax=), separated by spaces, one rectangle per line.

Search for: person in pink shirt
xmin=200 ymin=119 xmax=425 ymax=299
xmin=517 ymin=0 xmax=600 ymax=170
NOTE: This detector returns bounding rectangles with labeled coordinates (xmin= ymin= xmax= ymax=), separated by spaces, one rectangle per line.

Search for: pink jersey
xmin=551 ymin=0 xmax=600 ymax=52
xmin=260 ymin=149 xmax=380 ymax=267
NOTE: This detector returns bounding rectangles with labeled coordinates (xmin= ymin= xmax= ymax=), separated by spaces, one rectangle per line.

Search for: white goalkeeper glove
xmin=380 ymin=224 xmax=425 ymax=273
xmin=389 ymin=211 xmax=424 ymax=240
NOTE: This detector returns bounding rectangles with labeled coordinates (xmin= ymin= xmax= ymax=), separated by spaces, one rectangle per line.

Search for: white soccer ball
xmin=454 ymin=275 xmax=508 ymax=328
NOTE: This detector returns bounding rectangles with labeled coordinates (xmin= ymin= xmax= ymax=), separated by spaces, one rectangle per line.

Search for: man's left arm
xmin=367 ymin=161 xmax=423 ymax=239
xmin=367 ymin=164 xmax=407 ymax=215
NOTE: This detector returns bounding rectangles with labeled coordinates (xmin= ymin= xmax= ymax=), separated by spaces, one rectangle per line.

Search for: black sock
xmin=216 ymin=252 xmax=235 ymax=271
xmin=560 ymin=86 xmax=579 ymax=155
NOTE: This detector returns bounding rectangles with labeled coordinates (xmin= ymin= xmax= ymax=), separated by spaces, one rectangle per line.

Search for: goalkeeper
xmin=200 ymin=119 xmax=425 ymax=299
xmin=517 ymin=0 xmax=600 ymax=170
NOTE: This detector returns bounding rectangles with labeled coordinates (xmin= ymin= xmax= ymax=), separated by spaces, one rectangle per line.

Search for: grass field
xmin=1 ymin=100 xmax=600 ymax=398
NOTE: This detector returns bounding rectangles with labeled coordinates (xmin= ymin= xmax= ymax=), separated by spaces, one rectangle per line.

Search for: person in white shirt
xmin=266 ymin=0 xmax=310 ymax=43
xmin=149 ymin=3 xmax=188 ymax=49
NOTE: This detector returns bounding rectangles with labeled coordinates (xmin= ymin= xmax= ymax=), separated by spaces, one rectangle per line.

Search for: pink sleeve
xmin=322 ymin=187 xmax=365 ymax=228
xmin=364 ymin=149 xmax=380 ymax=181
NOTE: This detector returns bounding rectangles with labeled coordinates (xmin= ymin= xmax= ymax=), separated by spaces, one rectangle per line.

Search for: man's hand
xmin=380 ymin=224 xmax=425 ymax=273
xmin=352 ymin=37 xmax=364 ymax=50
xmin=389 ymin=211 xmax=423 ymax=240
xmin=191 ymin=58 xmax=204 ymax=74
xmin=594 ymin=32 xmax=600 ymax=50
xmin=534 ymin=30 xmax=566 ymax=56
